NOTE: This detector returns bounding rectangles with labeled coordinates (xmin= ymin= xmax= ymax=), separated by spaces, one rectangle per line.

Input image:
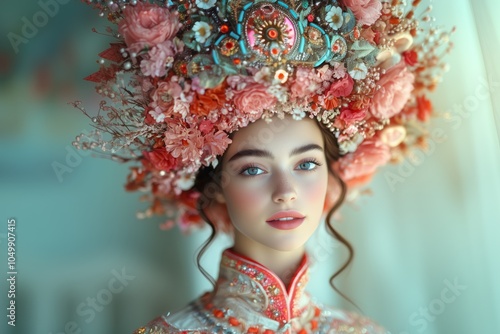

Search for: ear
xmin=214 ymin=191 xmax=226 ymax=204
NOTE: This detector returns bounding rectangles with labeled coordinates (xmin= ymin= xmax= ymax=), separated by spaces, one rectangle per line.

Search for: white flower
xmin=149 ymin=108 xmax=166 ymax=123
xmin=349 ymin=62 xmax=368 ymax=80
xmin=325 ymin=7 xmax=344 ymax=30
xmin=291 ymin=108 xmax=306 ymax=120
xmin=254 ymin=67 xmax=272 ymax=83
xmin=176 ymin=172 xmax=195 ymax=191
xmin=192 ymin=21 xmax=212 ymax=44
xmin=339 ymin=132 xmax=364 ymax=154
xmin=274 ymin=69 xmax=289 ymax=83
xmin=331 ymin=62 xmax=347 ymax=79
xmin=195 ymin=0 xmax=216 ymax=9
xmin=267 ymin=85 xmax=288 ymax=103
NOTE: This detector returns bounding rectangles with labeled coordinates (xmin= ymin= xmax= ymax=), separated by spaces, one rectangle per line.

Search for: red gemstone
xmin=228 ymin=317 xmax=240 ymax=326
xmin=233 ymin=58 xmax=241 ymax=65
xmin=180 ymin=63 xmax=187 ymax=74
xmin=307 ymin=14 xmax=314 ymax=22
xmin=225 ymin=41 xmax=234 ymax=49
xmin=271 ymin=48 xmax=279 ymax=55
xmin=267 ymin=28 xmax=278 ymax=39
xmin=213 ymin=309 xmax=224 ymax=318
xmin=220 ymin=24 xmax=229 ymax=34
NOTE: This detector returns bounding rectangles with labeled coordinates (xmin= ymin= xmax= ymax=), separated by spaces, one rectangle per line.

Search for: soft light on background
xmin=1 ymin=1 xmax=499 ymax=333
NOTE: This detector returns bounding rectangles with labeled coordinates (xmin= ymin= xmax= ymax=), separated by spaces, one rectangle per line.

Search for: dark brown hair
xmin=193 ymin=120 xmax=354 ymax=304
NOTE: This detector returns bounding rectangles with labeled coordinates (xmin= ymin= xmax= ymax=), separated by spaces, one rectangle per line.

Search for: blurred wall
xmin=1 ymin=1 xmax=499 ymax=334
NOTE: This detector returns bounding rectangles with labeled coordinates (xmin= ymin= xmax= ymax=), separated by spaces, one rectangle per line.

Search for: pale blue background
xmin=1 ymin=1 xmax=499 ymax=334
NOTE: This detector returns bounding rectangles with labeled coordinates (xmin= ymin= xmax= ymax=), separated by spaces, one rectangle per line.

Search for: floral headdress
xmin=74 ymin=0 xmax=452 ymax=232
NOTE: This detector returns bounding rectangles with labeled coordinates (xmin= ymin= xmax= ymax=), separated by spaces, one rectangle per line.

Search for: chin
xmin=263 ymin=235 xmax=309 ymax=252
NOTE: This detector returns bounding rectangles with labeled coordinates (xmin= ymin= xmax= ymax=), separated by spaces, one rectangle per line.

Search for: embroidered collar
xmin=213 ymin=248 xmax=310 ymax=324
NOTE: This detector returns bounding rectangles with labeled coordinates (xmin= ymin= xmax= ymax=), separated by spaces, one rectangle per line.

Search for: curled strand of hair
xmin=195 ymin=203 xmax=217 ymax=288
xmin=325 ymin=169 xmax=363 ymax=313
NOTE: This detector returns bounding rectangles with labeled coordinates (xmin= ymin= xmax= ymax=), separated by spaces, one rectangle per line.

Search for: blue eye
xmin=241 ymin=166 xmax=264 ymax=176
xmin=297 ymin=160 xmax=320 ymax=171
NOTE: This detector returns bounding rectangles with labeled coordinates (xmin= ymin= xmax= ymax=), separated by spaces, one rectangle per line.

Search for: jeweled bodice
xmin=133 ymin=248 xmax=389 ymax=334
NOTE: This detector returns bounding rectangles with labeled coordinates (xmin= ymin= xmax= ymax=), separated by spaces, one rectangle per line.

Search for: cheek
xmin=303 ymin=171 xmax=328 ymax=200
xmin=224 ymin=181 xmax=266 ymax=213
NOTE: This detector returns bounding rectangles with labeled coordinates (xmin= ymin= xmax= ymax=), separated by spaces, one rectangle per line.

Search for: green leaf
xmin=351 ymin=40 xmax=376 ymax=59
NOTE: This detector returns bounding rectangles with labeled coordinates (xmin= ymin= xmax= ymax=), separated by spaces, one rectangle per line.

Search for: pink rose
xmin=232 ymin=82 xmax=277 ymax=113
xmin=142 ymin=148 xmax=177 ymax=171
xmin=343 ymin=0 xmax=382 ymax=26
xmin=118 ymin=3 xmax=180 ymax=53
xmin=140 ymin=40 xmax=183 ymax=77
xmin=339 ymin=107 xmax=366 ymax=124
xmin=151 ymin=80 xmax=182 ymax=111
xmin=336 ymin=138 xmax=390 ymax=182
xmin=370 ymin=61 xmax=414 ymax=119
xmin=326 ymin=74 xmax=354 ymax=98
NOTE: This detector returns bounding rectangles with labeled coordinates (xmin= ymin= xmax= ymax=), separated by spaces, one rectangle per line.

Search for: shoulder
xmin=320 ymin=306 xmax=390 ymax=334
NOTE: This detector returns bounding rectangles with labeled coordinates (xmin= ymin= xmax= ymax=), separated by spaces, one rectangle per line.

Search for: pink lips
xmin=265 ymin=210 xmax=305 ymax=230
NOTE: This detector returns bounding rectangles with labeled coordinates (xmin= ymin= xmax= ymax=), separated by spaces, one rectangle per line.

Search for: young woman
xmin=76 ymin=0 xmax=451 ymax=332
xmin=130 ymin=115 xmax=389 ymax=333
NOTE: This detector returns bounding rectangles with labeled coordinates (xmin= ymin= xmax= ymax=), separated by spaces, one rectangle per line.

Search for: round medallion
xmin=243 ymin=3 xmax=298 ymax=60
xmin=305 ymin=26 xmax=324 ymax=47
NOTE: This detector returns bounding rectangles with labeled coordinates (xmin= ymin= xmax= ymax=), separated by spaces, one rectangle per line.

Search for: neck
xmin=232 ymin=231 xmax=305 ymax=287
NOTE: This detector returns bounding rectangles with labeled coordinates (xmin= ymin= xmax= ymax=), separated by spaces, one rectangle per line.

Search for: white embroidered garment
xmin=133 ymin=248 xmax=388 ymax=334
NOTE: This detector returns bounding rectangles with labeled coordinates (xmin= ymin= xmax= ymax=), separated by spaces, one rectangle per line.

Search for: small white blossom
xmin=195 ymin=0 xmax=216 ymax=9
xmin=291 ymin=108 xmax=306 ymax=120
xmin=149 ymin=108 xmax=166 ymax=123
xmin=326 ymin=7 xmax=344 ymax=30
xmin=192 ymin=21 xmax=212 ymax=44
xmin=349 ymin=62 xmax=368 ymax=80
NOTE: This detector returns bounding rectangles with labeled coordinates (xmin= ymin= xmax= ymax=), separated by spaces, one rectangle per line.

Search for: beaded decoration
xmin=74 ymin=0 xmax=452 ymax=232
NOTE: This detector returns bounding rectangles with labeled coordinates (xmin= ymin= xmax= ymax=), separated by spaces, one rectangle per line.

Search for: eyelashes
xmin=238 ymin=158 xmax=323 ymax=176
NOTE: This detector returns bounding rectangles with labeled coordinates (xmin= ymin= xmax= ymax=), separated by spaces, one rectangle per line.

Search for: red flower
xmin=142 ymin=148 xmax=177 ymax=171
xmin=403 ymin=50 xmax=418 ymax=66
xmin=143 ymin=107 xmax=156 ymax=125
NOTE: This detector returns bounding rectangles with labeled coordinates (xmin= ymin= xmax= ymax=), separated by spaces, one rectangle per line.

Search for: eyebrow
xmin=227 ymin=143 xmax=323 ymax=162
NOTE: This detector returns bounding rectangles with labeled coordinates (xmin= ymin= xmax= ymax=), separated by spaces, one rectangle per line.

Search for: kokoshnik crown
xmin=74 ymin=0 xmax=452 ymax=232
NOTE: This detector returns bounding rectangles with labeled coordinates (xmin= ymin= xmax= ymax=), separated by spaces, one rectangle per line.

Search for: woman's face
xmin=217 ymin=116 xmax=329 ymax=252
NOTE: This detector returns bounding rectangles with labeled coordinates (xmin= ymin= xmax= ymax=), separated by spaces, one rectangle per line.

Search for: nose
xmin=272 ymin=171 xmax=297 ymax=203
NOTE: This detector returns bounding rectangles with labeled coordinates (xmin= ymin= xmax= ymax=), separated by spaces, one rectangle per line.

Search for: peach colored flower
xmin=118 ymin=3 xmax=180 ymax=53
xmin=416 ymin=95 xmax=433 ymax=122
xmin=343 ymin=0 xmax=382 ymax=26
xmin=336 ymin=138 xmax=390 ymax=183
xmin=232 ymin=82 xmax=276 ymax=113
xmin=202 ymin=130 xmax=232 ymax=160
xmin=163 ymin=124 xmax=204 ymax=166
xmin=191 ymin=83 xmax=227 ymax=116
xmin=370 ymin=61 xmax=414 ymax=119
xmin=326 ymin=74 xmax=354 ymax=98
